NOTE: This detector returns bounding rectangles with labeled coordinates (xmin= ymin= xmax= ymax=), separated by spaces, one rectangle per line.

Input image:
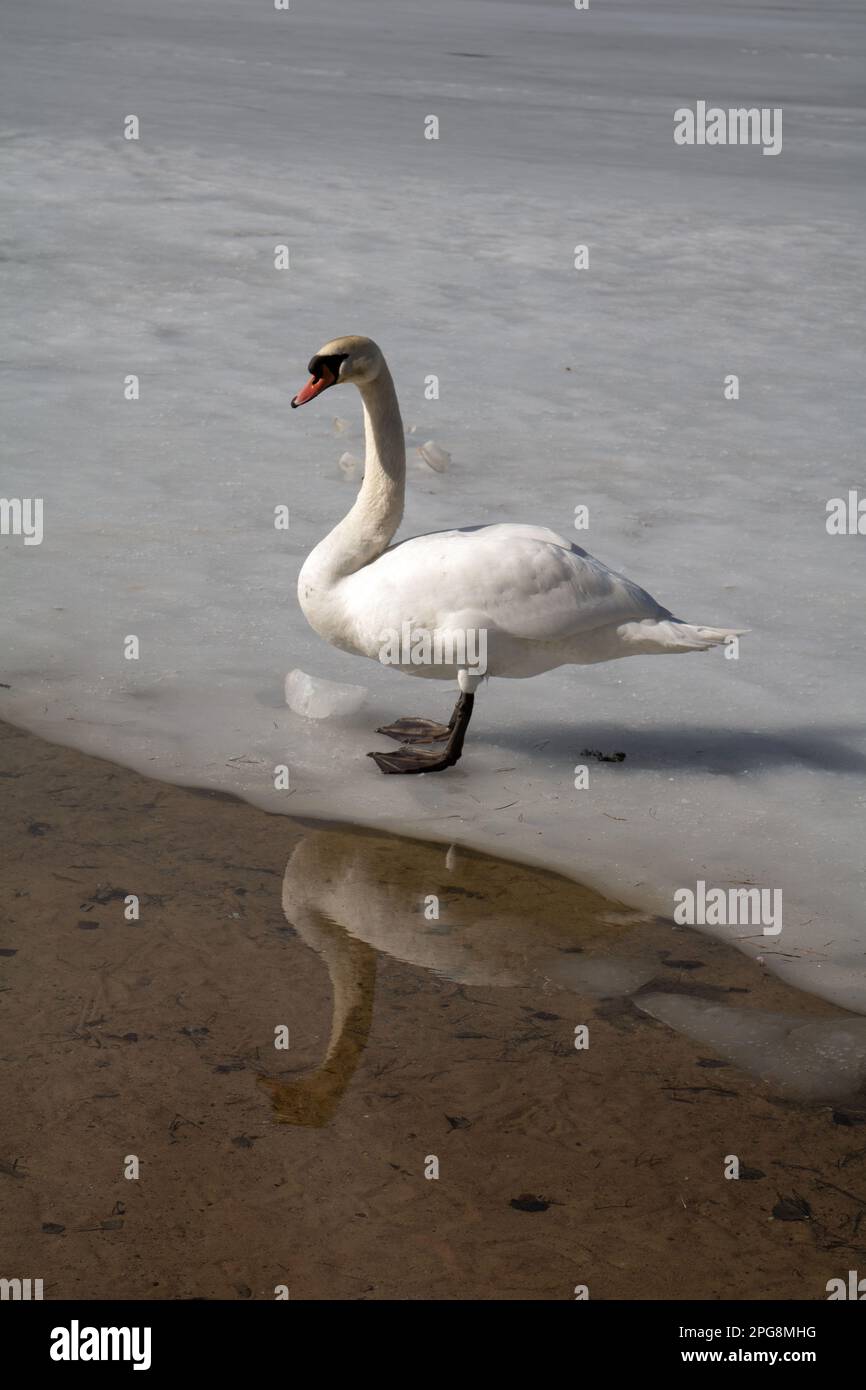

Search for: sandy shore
xmin=1 ymin=718 xmax=865 ymax=1300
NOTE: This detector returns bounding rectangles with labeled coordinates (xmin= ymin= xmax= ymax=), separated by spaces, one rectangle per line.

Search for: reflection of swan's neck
xmin=307 ymin=367 xmax=406 ymax=586
xmin=258 ymin=910 xmax=376 ymax=1127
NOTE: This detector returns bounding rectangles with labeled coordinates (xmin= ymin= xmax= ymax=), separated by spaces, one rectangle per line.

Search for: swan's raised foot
xmin=368 ymin=745 xmax=461 ymax=775
xmin=369 ymin=692 xmax=475 ymax=775
xmin=376 ymin=716 xmax=452 ymax=744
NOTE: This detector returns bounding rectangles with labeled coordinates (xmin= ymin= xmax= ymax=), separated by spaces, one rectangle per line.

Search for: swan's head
xmin=291 ymin=335 xmax=384 ymax=408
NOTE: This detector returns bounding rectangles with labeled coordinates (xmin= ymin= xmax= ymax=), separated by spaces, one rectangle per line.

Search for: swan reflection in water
xmin=258 ymin=828 xmax=866 ymax=1127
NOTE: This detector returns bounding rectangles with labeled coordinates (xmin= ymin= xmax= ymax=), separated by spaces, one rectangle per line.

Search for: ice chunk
xmin=332 ymin=417 xmax=351 ymax=435
xmin=338 ymin=451 xmax=362 ymax=479
xmin=416 ymin=440 xmax=451 ymax=473
xmin=285 ymin=669 xmax=367 ymax=720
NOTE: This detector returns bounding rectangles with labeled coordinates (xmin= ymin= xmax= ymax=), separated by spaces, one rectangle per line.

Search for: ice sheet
xmin=2 ymin=0 xmax=864 ymax=1011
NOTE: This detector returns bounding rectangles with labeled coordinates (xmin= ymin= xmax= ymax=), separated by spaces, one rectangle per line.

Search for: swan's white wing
xmin=376 ymin=523 xmax=672 ymax=641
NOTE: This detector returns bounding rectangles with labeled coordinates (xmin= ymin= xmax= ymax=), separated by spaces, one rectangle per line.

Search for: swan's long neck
xmin=309 ymin=365 xmax=405 ymax=584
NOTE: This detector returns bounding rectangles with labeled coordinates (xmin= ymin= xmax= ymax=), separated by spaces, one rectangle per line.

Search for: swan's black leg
xmin=369 ymin=693 xmax=474 ymax=774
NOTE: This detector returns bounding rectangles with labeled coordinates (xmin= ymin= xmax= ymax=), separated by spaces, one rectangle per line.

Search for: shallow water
xmin=2 ymin=721 xmax=866 ymax=1300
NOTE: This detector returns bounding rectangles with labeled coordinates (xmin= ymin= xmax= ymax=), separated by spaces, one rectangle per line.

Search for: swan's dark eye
xmin=308 ymin=352 xmax=348 ymax=380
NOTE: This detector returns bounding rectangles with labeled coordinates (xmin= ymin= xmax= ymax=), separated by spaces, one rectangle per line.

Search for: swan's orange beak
xmin=291 ymin=363 xmax=336 ymax=408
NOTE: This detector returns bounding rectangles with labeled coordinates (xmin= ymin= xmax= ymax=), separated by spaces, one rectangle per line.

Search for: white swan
xmin=292 ymin=335 xmax=742 ymax=774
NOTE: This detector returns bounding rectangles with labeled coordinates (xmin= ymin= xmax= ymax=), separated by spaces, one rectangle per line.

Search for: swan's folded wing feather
xmin=382 ymin=525 xmax=671 ymax=641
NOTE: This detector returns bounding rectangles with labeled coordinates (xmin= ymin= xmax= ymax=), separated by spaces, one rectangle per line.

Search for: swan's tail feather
xmin=617 ymin=619 xmax=748 ymax=655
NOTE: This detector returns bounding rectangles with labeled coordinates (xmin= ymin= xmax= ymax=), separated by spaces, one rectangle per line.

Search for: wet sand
xmin=1 ymin=718 xmax=865 ymax=1300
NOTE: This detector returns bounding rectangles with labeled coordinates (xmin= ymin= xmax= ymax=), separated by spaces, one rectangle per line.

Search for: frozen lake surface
xmin=2 ymin=0 xmax=864 ymax=1010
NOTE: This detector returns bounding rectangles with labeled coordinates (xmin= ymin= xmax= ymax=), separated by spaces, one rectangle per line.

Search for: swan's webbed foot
xmin=368 ymin=745 xmax=461 ymax=775
xmin=376 ymin=716 xmax=452 ymax=744
xmin=369 ymin=691 xmax=475 ymax=775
